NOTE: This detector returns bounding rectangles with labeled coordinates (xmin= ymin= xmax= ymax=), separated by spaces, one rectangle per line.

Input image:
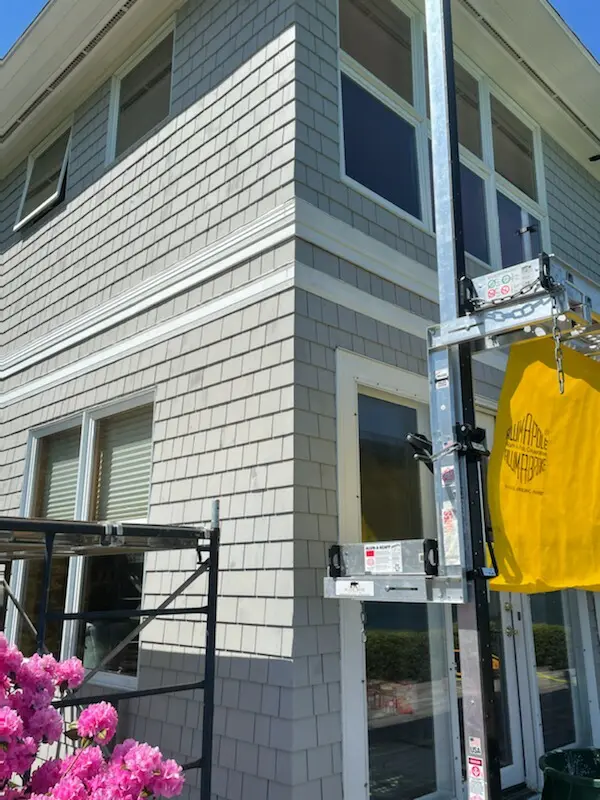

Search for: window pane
xmin=94 ymin=405 xmax=154 ymax=521
xmin=530 ymin=592 xmax=578 ymax=751
xmin=461 ymin=165 xmax=489 ymax=263
xmin=342 ymin=75 xmax=421 ymax=220
xmin=21 ymin=130 xmax=70 ymax=220
xmin=455 ymin=62 xmax=482 ymax=158
xmin=491 ymin=95 xmax=536 ymax=199
xmin=429 ymin=145 xmax=489 ymax=263
xmin=498 ymin=192 xmax=540 ymax=266
xmin=78 ymin=406 xmax=153 ymax=675
xmin=358 ymin=395 xmax=422 ymax=542
xmin=19 ymin=427 xmax=81 ymax=657
xmin=116 ymin=33 xmax=173 ymax=157
xmin=340 ymin=0 xmax=413 ymax=104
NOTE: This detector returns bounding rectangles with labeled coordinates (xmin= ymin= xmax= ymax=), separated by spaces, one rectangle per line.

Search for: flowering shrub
xmin=0 ymin=635 xmax=184 ymax=799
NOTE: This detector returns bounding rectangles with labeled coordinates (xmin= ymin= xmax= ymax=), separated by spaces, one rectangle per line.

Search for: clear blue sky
xmin=0 ymin=0 xmax=599 ymax=61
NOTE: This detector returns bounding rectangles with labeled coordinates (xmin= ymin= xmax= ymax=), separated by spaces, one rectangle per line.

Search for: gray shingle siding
xmin=543 ymin=133 xmax=600 ymax=283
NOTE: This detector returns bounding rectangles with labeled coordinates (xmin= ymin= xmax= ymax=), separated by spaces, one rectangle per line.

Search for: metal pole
xmin=424 ymin=2 xmax=501 ymax=800
xmin=37 ymin=532 xmax=55 ymax=654
xmin=200 ymin=500 xmax=220 ymax=800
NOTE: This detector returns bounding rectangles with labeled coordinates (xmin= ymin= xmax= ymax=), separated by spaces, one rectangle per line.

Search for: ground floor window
xmin=11 ymin=400 xmax=154 ymax=680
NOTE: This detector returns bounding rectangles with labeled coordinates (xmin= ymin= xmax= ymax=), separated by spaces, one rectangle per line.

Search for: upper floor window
xmin=338 ymin=0 xmax=547 ymax=270
xmin=14 ymin=127 xmax=71 ymax=232
xmin=17 ymin=402 xmax=154 ymax=681
xmin=109 ymin=29 xmax=174 ymax=161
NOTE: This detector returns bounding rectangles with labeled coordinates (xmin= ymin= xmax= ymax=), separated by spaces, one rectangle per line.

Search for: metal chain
xmin=551 ymin=294 xmax=566 ymax=395
xmin=472 ymin=277 xmax=542 ymax=309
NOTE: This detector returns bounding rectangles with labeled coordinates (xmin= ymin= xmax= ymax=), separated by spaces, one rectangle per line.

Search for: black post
xmin=36 ymin=532 xmax=55 ymax=654
xmin=200 ymin=501 xmax=220 ymax=800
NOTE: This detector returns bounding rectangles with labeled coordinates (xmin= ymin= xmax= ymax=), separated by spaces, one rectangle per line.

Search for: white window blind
xmin=36 ymin=427 xmax=81 ymax=519
xmin=94 ymin=406 xmax=153 ymax=521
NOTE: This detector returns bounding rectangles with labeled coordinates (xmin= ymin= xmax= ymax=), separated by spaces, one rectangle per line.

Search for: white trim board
xmin=2 ymin=199 xmax=507 ymax=381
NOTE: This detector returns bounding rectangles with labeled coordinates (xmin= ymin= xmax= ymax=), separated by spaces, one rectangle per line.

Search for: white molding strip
xmin=0 ymin=266 xmax=295 ymax=406
xmin=1 ymin=199 xmax=296 ymax=379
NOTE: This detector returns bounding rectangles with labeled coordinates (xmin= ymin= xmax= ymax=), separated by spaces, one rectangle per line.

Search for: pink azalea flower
xmin=0 ymin=706 xmax=23 ymax=742
xmin=77 ymin=702 xmax=118 ymax=745
xmin=51 ymin=775 xmax=88 ymax=800
xmin=31 ymin=758 xmax=62 ymax=793
xmin=149 ymin=758 xmax=185 ymax=798
xmin=55 ymin=658 xmax=85 ymax=692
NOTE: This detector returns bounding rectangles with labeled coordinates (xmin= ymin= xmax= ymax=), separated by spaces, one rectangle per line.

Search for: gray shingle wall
xmin=543 ymin=133 xmax=600 ymax=283
xmin=294 ymin=0 xmax=438 ymax=272
xmin=2 ymin=0 xmax=295 ymax=353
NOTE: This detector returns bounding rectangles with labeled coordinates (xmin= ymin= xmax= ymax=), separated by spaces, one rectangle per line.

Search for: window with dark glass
xmin=491 ymin=94 xmax=537 ymax=200
xmin=342 ymin=75 xmax=421 ymax=220
xmin=116 ymin=33 xmax=174 ymax=158
xmin=497 ymin=192 xmax=541 ymax=267
xmin=340 ymin=0 xmax=413 ymax=104
xmin=15 ymin=129 xmax=71 ymax=230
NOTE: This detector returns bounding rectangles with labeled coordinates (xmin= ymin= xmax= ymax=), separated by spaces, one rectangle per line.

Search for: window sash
xmin=15 ymin=128 xmax=71 ymax=230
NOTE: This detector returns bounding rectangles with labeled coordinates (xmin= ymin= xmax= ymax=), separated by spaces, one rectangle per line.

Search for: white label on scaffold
xmin=442 ymin=501 xmax=460 ymax=565
xmin=364 ymin=543 xmax=403 ymax=575
xmin=335 ymin=580 xmax=374 ymax=597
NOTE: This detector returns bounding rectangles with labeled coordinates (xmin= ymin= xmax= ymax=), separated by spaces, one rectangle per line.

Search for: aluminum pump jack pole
xmin=424 ymin=1 xmax=502 ymax=799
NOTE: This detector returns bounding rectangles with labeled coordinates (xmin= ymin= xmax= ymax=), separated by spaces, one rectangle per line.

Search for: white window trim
xmin=7 ymin=391 xmax=155 ymax=690
xmin=105 ymin=18 xmax=176 ymax=166
xmin=337 ymin=0 xmax=551 ymax=271
xmin=13 ymin=120 xmax=73 ymax=233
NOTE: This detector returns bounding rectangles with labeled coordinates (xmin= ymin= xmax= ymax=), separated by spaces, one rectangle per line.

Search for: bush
xmin=366 ymin=629 xmax=431 ymax=683
xmin=532 ymin=623 xmax=568 ymax=670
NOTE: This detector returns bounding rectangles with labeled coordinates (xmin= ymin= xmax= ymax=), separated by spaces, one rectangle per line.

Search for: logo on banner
xmin=504 ymin=412 xmax=549 ymax=484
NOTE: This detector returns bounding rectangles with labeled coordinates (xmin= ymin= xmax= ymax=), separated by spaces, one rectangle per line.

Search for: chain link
xmin=472 ymin=277 xmax=542 ymax=309
xmin=551 ymin=294 xmax=566 ymax=395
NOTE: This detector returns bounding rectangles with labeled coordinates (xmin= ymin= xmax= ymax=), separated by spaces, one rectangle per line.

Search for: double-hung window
xmin=339 ymin=0 xmax=429 ymax=226
xmin=14 ymin=126 xmax=72 ymax=231
xmin=13 ymin=402 xmax=154 ymax=682
xmin=108 ymin=28 xmax=174 ymax=162
xmin=338 ymin=0 xmax=548 ymax=270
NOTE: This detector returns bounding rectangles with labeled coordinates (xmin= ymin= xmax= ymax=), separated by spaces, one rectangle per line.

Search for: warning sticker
xmin=441 ymin=465 xmax=456 ymax=485
xmin=364 ymin=543 xmax=403 ymax=575
xmin=335 ymin=580 xmax=374 ymax=597
xmin=469 ymin=778 xmax=485 ymax=800
xmin=442 ymin=501 xmax=460 ymax=565
xmin=468 ymin=737 xmax=482 ymax=757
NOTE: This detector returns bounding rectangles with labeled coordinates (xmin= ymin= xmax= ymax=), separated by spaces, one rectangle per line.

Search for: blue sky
xmin=0 ymin=0 xmax=599 ymax=61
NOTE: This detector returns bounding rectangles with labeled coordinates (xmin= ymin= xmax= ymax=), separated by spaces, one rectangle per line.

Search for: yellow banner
xmin=488 ymin=338 xmax=600 ymax=593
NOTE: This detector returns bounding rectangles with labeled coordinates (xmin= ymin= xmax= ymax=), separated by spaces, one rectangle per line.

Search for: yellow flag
xmin=488 ymin=337 xmax=600 ymax=593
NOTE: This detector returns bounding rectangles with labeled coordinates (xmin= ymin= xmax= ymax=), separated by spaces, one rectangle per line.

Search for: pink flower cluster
xmin=0 ymin=635 xmax=184 ymax=800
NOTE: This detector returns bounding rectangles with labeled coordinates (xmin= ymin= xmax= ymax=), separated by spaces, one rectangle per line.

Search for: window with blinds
xmin=35 ymin=426 xmax=81 ymax=518
xmin=21 ymin=427 xmax=81 ymax=657
xmin=93 ymin=405 xmax=154 ymax=521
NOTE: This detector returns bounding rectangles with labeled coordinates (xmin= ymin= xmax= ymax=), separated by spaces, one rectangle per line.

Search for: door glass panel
xmin=530 ymin=592 xmax=577 ymax=751
xmin=359 ymin=395 xmax=454 ymax=799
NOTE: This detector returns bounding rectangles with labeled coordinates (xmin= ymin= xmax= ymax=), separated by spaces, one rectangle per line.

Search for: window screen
xmin=340 ymin=0 xmax=413 ymax=104
xmin=93 ymin=405 xmax=154 ymax=521
xmin=491 ymin=95 xmax=537 ymax=200
xmin=115 ymin=33 xmax=174 ymax=157
xmin=18 ymin=129 xmax=71 ymax=226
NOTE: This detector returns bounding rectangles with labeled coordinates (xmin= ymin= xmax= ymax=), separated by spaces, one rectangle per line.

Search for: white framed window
xmin=337 ymin=0 xmax=550 ymax=271
xmin=13 ymin=124 xmax=72 ymax=232
xmin=7 ymin=394 xmax=155 ymax=688
xmin=106 ymin=22 xmax=175 ymax=163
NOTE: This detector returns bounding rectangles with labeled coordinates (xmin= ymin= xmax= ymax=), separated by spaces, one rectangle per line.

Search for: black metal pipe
xmin=200 ymin=502 xmax=220 ymax=800
xmin=47 ymin=605 xmax=209 ymax=621
xmin=0 ymin=517 xmax=209 ymax=540
xmin=36 ymin=532 xmax=55 ymax=655
xmin=182 ymin=757 xmax=203 ymax=772
xmin=53 ymin=679 xmax=206 ymax=708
